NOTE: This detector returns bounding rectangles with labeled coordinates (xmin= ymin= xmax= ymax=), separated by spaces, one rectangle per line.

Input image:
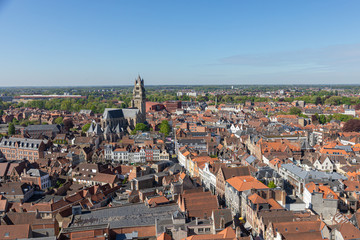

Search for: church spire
xmin=131 ymin=75 xmax=146 ymax=122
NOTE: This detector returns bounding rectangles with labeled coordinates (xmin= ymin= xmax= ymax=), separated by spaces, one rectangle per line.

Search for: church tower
xmin=131 ymin=75 xmax=146 ymax=122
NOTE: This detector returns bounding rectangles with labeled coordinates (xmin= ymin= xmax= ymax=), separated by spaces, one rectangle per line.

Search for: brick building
xmin=0 ymin=137 xmax=47 ymax=162
xmin=164 ymin=101 xmax=182 ymax=112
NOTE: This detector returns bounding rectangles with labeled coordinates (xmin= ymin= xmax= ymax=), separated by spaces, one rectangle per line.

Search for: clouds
xmin=218 ymin=43 xmax=360 ymax=73
xmin=203 ymin=43 xmax=360 ymax=84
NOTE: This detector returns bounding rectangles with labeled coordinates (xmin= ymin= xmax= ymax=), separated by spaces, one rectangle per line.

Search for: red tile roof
xmin=226 ymin=176 xmax=268 ymax=192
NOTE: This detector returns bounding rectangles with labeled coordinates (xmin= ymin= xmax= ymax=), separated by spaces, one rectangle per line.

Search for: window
xmin=205 ymin=228 xmax=211 ymax=232
xmin=198 ymin=228 xmax=204 ymax=233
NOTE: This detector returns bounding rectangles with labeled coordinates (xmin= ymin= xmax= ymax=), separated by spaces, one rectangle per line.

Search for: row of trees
xmin=23 ymin=98 xmax=119 ymax=114
xmin=130 ymin=120 xmax=171 ymax=136
xmin=312 ymin=113 xmax=354 ymax=124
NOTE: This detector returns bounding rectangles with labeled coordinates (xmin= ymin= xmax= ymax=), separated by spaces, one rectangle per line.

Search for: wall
xmin=312 ymin=193 xmax=338 ymax=220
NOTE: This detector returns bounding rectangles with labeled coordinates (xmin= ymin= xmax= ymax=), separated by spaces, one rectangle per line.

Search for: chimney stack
xmin=236 ymin=226 xmax=241 ymax=238
xmin=220 ymin=217 xmax=225 ymax=229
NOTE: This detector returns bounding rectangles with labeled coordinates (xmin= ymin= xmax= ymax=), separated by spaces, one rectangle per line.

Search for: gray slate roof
xmin=70 ymin=203 xmax=179 ymax=229
xmin=281 ymin=163 xmax=347 ymax=181
xmin=122 ymin=108 xmax=139 ymax=118
xmin=25 ymin=124 xmax=60 ymax=132
xmin=102 ymin=108 xmax=124 ymax=119
xmin=0 ymin=137 xmax=45 ymax=150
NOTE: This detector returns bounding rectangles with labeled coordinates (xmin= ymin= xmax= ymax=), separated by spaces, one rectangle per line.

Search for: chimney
xmin=236 ymin=226 xmax=241 ymax=238
xmin=281 ymin=190 xmax=286 ymax=204
xmin=220 ymin=217 xmax=225 ymax=229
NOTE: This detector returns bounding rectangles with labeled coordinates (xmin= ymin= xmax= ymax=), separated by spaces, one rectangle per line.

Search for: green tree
xmin=267 ymin=181 xmax=277 ymax=188
xmin=325 ymin=96 xmax=342 ymax=106
xmin=313 ymin=96 xmax=322 ymax=105
xmin=12 ymin=118 xmax=19 ymax=125
xmin=319 ymin=114 xmax=327 ymax=124
xmin=326 ymin=114 xmax=333 ymax=123
xmin=122 ymin=176 xmax=128 ymax=184
xmin=159 ymin=120 xmax=171 ymax=137
xmin=82 ymin=123 xmax=91 ymax=133
xmin=8 ymin=122 xmax=15 ymax=135
xmin=289 ymin=107 xmax=302 ymax=116
xmin=131 ymin=123 xmax=149 ymax=134
xmin=54 ymin=117 xmax=64 ymax=125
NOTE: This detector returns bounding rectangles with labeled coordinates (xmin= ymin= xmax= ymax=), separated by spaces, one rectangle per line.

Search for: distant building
xmin=23 ymin=124 xmax=60 ymax=139
xmin=79 ymin=109 xmax=94 ymax=116
xmin=13 ymin=94 xmax=85 ymax=103
xmin=344 ymin=109 xmax=356 ymax=116
xmin=146 ymin=102 xmax=165 ymax=112
xmin=0 ymin=182 xmax=34 ymax=202
xmin=164 ymin=100 xmax=182 ymax=112
xmin=0 ymin=137 xmax=47 ymax=162
xmin=89 ymin=76 xmax=147 ymax=138
xmin=21 ymin=168 xmax=51 ymax=190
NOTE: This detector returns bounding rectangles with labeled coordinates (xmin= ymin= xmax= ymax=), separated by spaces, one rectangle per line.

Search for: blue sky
xmin=0 ymin=0 xmax=360 ymax=86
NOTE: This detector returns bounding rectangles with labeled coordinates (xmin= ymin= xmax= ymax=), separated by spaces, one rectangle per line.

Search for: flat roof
xmin=70 ymin=203 xmax=179 ymax=229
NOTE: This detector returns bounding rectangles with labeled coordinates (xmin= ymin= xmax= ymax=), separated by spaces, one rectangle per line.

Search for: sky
xmin=0 ymin=0 xmax=360 ymax=86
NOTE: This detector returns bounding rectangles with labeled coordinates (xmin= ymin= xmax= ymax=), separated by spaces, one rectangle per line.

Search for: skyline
xmin=1 ymin=1 xmax=360 ymax=86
